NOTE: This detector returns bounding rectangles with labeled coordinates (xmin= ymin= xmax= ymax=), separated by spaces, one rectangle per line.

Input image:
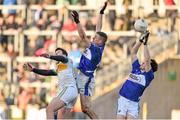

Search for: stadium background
xmin=0 ymin=0 xmax=180 ymax=119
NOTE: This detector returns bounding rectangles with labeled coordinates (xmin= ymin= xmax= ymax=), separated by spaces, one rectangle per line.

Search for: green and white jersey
xmin=53 ymin=58 xmax=76 ymax=88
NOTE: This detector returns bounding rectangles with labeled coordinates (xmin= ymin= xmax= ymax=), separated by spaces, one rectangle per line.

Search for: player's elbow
xmin=130 ymin=50 xmax=136 ymax=58
xmin=130 ymin=48 xmax=135 ymax=54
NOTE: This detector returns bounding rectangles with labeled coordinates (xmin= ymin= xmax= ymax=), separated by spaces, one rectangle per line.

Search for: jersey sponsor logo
xmin=56 ymin=63 xmax=68 ymax=72
xmin=128 ymin=73 xmax=146 ymax=86
xmin=82 ymin=48 xmax=91 ymax=60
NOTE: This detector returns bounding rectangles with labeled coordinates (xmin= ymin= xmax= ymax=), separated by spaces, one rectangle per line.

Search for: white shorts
xmin=57 ymin=86 xmax=78 ymax=108
xmin=117 ymin=96 xmax=139 ymax=118
xmin=76 ymin=71 xmax=95 ymax=96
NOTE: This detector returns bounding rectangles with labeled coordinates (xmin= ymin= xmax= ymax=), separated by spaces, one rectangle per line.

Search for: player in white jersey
xmin=24 ymin=47 xmax=78 ymax=119
xmin=117 ymin=31 xmax=158 ymax=119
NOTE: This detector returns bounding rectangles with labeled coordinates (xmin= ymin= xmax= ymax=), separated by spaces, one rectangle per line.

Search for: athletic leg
xmin=127 ymin=100 xmax=139 ymax=119
xmin=80 ymin=94 xmax=98 ymax=119
xmin=57 ymin=86 xmax=78 ymax=119
xmin=116 ymin=96 xmax=128 ymax=120
xmin=127 ymin=113 xmax=136 ymax=120
xmin=46 ymin=97 xmax=66 ymax=119
xmin=57 ymin=107 xmax=71 ymax=119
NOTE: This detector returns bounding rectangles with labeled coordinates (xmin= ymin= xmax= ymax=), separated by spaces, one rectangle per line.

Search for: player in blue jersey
xmin=71 ymin=1 xmax=108 ymax=119
xmin=117 ymin=31 xmax=158 ymax=119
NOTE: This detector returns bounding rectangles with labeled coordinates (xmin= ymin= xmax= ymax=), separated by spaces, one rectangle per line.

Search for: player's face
xmin=93 ymin=34 xmax=103 ymax=46
xmin=55 ymin=50 xmax=63 ymax=56
xmin=140 ymin=62 xmax=146 ymax=71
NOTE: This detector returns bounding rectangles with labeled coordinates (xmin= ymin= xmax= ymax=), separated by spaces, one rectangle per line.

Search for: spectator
xmin=26 ymin=39 xmax=37 ymax=56
xmin=56 ymin=0 xmax=69 ymax=5
xmin=62 ymin=18 xmax=77 ymax=41
xmin=16 ymin=0 xmax=28 ymax=5
xmin=36 ymin=19 xmax=47 ymax=30
xmin=47 ymin=14 xmax=64 ymax=32
xmin=0 ymin=89 xmax=7 ymax=119
xmin=17 ymin=87 xmax=31 ymax=112
xmin=6 ymin=14 xmax=18 ymax=30
xmin=16 ymin=63 xmax=27 ymax=83
xmin=78 ymin=0 xmax=86 ymax=5
xmin=39 ymin=87 xmax=47 ymax=108
xmin=0 ymin=16 xmax=6 ymax=30
xmin=35 ymin=39 xmax=55 ymax=56
xmin=164 ymin=0 xmax=177 ymax=32
xmin=43 ymin=0 xmax=56 ymax=5
xmin=108 ymin=0 xmax=116 ymax=30
xmin=86 ymin=13 xmax=97 ymax=30
xmin=69 ymin=0 xmax=78 ymax=5
xmin=114 ymin=16 xmax=125 ymax=30
xmin=0 ymin=16 xmax=8 ymax=51
xmin=33 ymin=3 xmax=47 ymax=25
xmin=7 ymin=43 xmax=17 ymax=58
xmin=68 ymin=42 xmax=81 ymax=68
xmin=16 ymin=17 xmax=28 ymax=32
xmin=2 ymin=0 xmax=17 ymax=16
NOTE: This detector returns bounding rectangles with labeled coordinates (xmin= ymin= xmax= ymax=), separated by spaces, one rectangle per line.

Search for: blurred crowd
xmin=0 ymin=0 xmax=179 ymax=119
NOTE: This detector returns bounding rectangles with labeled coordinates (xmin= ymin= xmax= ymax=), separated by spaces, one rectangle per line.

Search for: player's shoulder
xmin=67 ymin=57 xmax=74 ymax=65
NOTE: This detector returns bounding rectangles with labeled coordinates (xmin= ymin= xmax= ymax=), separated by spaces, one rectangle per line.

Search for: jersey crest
xmin=56 ymin=63 xmax=68 ymax=72
xmin=82 ymin=48 xmax=91 ymax=60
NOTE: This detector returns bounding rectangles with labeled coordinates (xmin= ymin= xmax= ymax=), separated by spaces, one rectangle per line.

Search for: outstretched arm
xmin=71 ymin=11 xmax=90 ymax=45
xmin=96 ymin=1 xmax=108 ymax=32
xmin=23 ymin=63 xmax=57 ymax=76
xmin=131 ymin=31 xmax=150 ymax=63
xmin=40 ymin=54 xmax=68 ymax=63
xmin=131 ymin=41 xmax=142 ymax=63
xmin=32 ymin=68 xmax=57 ymax=76
xmin=143 ymin=31 xmax=151 ymax=72
xmin=143 ymin=45 xmax=151 ymax=72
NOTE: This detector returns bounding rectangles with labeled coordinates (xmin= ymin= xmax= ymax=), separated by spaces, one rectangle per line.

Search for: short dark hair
xmin=150 ymin=59 xmax=158 ymax=72
xmin=96 ymin=31 xmax=107 ymax=44
xmin=55 ymin=48 xmax=68 ymax=56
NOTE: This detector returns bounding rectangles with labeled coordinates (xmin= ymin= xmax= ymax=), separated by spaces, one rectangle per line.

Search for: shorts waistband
xmin=119 ymin=96 xmax=139 ymax=104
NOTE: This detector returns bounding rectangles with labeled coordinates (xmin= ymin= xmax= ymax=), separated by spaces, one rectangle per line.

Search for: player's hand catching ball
xmin=143 ymin=31 xmax=150 ymax=45
xmin=139 ymin=30 xmax=150 ymax=45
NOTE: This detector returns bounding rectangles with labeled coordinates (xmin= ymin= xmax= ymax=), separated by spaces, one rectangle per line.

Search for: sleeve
xmin=50 ymin=55 xmax=68 ymax=63
xmin=145 ymin=69 xmax=154 ymax=86
xmin=32 ymin=68 xmax=57 ymax=76
xmin=131 ymin=59 xmax=141 ymax=73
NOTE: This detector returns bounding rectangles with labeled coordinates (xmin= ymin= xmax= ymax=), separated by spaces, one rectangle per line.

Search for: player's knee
xmin=81 ymin=105 xmax=90 ymax=114
xmin=46 ymin=104 xmax=54 ymax=113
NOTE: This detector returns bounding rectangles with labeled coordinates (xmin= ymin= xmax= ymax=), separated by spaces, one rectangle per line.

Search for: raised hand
xmin=100 ymin=1 xmax=108 ymax=14
xmin=139 ymin=30 xmax=150 ymax=45
xmin=40 ymin=53 xmax=50 ymax=58
xmin=23 ymin=63 xmax=34 ymax=71
xmin=143 ymin=31 xmax=150 ymax=45
xmin=71 ymin=10 xmax=80 ymax=24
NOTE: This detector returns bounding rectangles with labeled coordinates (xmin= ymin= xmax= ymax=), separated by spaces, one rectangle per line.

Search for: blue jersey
xmin=119 ymin=59 xmax=154 ymax=102
xmin=78 ymin=43 xmax=104 ymax=77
